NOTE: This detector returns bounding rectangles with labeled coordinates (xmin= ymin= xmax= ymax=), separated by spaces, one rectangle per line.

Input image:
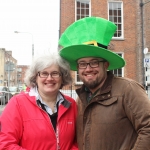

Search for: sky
xmin=0 ymin=0 xmax=60 ymax=65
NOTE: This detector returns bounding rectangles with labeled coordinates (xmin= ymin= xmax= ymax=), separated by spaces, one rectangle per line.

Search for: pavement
xmin=0 ymin=105 xmax=5 ymax=115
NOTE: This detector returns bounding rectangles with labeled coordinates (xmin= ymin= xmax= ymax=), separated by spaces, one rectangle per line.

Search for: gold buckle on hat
xmin=83 ymin=40 xmax=98 ymax=46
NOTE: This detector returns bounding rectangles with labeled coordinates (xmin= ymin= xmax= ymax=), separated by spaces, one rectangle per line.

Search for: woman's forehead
xmin=42 ymin=64 xmax=60 ymax=71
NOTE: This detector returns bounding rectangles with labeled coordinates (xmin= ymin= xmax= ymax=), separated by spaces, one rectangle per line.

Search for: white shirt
xmin=29 ymin=87 xmax=64 ymax=115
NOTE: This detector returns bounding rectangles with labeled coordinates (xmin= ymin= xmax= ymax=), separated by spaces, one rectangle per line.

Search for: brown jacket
xmin=76 ymin=71 xmax=150 ymax=150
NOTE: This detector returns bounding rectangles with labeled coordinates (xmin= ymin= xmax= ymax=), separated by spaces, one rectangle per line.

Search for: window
xmin=75 ymin=71 xmax=83 ymax=84
xmin=76 ymin=0 xmax=90 ymax=20
xmin=17 ymin=74 xmax=21 ymax=77
xmin=108 ymin=2 xmax=123 ymax=38
xmin=110 ymin=53 xmax=124 ymax=77
xmin=17 ymin=68 xmax=22 ymax=72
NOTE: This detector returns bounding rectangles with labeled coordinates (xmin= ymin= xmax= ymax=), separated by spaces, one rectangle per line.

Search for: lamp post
xmin=14 ymin=31 xmax=34 ymax=61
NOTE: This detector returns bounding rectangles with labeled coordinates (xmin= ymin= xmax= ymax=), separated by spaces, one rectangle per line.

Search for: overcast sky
xmin=0 ymin=0 xmax=60 ymax=65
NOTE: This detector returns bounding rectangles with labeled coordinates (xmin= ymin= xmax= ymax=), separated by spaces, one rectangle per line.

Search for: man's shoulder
xmin=113 ymin=76 xmax=144 ymax=88
xmin=114 ymin=76 xmax=137 ymax=83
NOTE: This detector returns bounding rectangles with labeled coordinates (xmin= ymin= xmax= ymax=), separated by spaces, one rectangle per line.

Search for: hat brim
xmin=59 ymin=45 xmax=125 ymax=71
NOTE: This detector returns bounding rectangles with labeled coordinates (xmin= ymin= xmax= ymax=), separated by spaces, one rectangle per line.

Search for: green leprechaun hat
xmin=59 ymin=16 xmax=125 ymax=71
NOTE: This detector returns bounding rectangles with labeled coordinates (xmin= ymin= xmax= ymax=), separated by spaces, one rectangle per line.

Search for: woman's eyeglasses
xmin=38 ymin=71 xmax=62 ymax=78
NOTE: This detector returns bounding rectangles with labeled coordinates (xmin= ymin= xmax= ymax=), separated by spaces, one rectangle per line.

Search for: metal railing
xmin=60 ymin=89 xmax=78 ymax=100
xmin=0 ymin=85 xmax=79 ymax=107
xmin=60 ymin=84 xmax=80 ymax=100
xmin=0 ymin=90 xmax=20 ymax=107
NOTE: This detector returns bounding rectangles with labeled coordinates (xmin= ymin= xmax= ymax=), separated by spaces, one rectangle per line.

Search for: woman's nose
xmin=46 ymin=74 xmax=54 ymax=80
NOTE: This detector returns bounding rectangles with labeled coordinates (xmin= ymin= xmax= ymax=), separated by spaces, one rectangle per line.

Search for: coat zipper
xmin=38 ymin=105 xmax=60 ymax=150
xmin=56 ymin=125 xmax=60 ymax=150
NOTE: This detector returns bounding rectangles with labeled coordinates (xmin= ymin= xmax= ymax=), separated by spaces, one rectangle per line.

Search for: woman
xmin=0 ymin=53 xmax=78 ymax=150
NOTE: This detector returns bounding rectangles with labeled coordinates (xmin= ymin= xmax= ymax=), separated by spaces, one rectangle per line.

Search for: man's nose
xmin=85 ymin=64 xmax=93 ymax=70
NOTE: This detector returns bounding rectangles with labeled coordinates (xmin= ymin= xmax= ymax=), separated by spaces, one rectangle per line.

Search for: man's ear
xmin=104 ymin=62 xmax=109 ymax=69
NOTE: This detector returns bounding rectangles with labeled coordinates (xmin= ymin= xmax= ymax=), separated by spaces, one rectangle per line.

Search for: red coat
xmin=0 ymin=92 xmax=78 ymax=150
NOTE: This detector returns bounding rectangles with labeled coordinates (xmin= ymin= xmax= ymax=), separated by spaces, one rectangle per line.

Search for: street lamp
xmin=14 ymin=31 xmax=34 ymax=61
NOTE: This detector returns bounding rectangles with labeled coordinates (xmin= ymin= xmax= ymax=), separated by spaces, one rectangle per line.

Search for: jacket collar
xmin=24 ymin=87 xmax=70 ymax=109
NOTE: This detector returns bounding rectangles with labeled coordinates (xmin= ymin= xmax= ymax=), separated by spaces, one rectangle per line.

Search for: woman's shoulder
xmin=9 ymin=92 xmax=33 ymax=104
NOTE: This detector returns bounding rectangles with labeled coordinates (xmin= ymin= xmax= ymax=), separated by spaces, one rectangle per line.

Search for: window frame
xmin=110 ymin=53 xmax=124 ymax=77
xmin=108 ymin=1 xmax=124 ymax=40
xmin=75 ymin=71 xmax=83 ymax=84
xmin=75 ymin=0 xmax=91 ymax=21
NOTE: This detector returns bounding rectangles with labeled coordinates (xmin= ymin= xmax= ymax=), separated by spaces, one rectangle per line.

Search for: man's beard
xmin=82 ymin=74 xmax=106 ymax=91
xmin=83 ymin=78 xmax=101 ymax=90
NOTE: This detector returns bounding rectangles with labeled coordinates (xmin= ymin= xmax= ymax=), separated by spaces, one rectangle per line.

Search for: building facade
xmin=17 ymin=65 xmax=29 ymax=87
xmin=0 ymin=48 xmax=17 ymax=87
xmin=59 ymin=0 xmax=150 ymax=96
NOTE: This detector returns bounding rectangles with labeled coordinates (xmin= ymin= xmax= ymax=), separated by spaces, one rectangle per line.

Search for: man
xmin=59 ymin=17 xmax=150 ymax=150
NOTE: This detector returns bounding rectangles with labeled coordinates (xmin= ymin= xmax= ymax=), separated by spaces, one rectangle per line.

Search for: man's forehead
xmin=77 ymin=57 xmax=103 ymax=62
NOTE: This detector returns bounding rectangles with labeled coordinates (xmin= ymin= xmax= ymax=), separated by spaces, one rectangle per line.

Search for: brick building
xmin=17 ymin=65 xmax=29 ymax=87
xmin=0 ymin=48 xmax=17 ymax=87
xmin=0 ymin=48 xmax=29 ymax=89
xmin=59 ymin=0 xmax=150 ymax=96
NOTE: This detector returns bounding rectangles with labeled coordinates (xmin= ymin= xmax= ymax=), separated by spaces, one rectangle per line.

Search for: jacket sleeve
xmin=124 ymin=81 xmax=150 ymax=150
xmin=0 ymin=96 xmax=27 ymax=150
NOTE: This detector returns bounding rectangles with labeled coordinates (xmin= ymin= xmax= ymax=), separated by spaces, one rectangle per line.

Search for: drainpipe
xmin=140 ymin=0 xmax=145 ymax=86
xmin=140 ymin=0 xmax=150 ymax=90
xmin=58 ymin=0 xmax=61 ymax=51
xmin=58 ymin=0 xmax=61 ymax=39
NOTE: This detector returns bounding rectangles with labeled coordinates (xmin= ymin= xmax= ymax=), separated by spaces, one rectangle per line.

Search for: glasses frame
xmin=38 ymin=71 xmax=62 ymax=78
xmin=78 ymin=60 xmax=106 ymax=69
